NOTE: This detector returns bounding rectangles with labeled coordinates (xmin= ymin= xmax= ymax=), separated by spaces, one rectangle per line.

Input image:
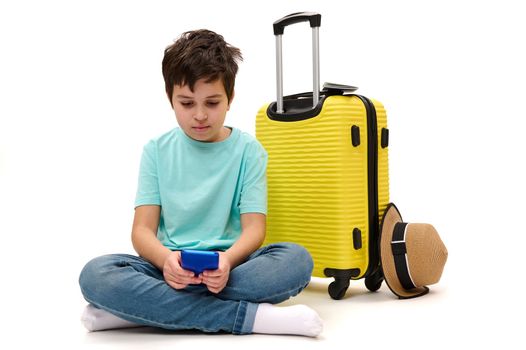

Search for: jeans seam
xmin=231 ymin=301 xmax=246 ymax=334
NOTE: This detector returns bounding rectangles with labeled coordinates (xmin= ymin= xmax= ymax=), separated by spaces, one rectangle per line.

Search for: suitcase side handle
xmin=274 ymin=12 xmax=321 ymax=113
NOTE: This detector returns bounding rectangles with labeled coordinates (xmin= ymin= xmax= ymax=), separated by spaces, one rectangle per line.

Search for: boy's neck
xmin=217 ymin=126 xmax=232 ymax=142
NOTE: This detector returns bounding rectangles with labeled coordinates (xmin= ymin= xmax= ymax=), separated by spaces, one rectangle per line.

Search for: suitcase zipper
xmin=354 ymin=95 xmax=380 ymax=278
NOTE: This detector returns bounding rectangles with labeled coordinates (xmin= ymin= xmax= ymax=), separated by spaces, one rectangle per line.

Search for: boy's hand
xmin=201 ymin=252 xmax=231 ymax=294
xmin=163 ymin=251 xmax=202 ymax=289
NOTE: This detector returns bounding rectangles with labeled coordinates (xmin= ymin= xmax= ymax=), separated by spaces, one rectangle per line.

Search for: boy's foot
xmin=252 ymin=303 xmax=323 ymax=337
xmin=81 ymin=304 xmax=142 ymax=332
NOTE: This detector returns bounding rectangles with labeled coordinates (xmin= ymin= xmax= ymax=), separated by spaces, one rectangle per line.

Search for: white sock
xmin=81 ymin=304 xmax=142 ymax=332
xmin=252 ymin=303 xmax=323 ymax=337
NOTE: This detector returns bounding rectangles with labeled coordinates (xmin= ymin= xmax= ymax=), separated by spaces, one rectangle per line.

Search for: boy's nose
xmin=194 ymin=107 xmax=208 ymax=121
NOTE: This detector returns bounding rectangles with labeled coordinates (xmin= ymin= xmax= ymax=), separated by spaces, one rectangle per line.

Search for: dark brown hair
xmin=162 ymin=29 xmax=243 ymax=106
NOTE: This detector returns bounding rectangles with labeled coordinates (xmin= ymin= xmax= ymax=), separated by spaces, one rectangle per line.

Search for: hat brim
xmin=379 ymin=203 xmax=429 ymax=299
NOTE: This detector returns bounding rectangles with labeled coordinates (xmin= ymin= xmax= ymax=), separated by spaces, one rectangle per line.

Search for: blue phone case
xmin=181 ymin=250 xmax=219 ymax=275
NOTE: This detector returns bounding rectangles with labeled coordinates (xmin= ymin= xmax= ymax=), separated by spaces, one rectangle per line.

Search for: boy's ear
xmin=228 ymin=90 xmax=235 ymax=110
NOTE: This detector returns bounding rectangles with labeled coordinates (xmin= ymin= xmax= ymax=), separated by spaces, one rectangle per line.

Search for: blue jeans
xmin=79 ymin=242 xmax=313 ymax=335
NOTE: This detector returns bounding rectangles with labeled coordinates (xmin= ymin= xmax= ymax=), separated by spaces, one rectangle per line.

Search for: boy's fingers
xmin=179 ymin=274 xmax=199 ymax=283
xmin=173 ymin=283 xmax=187 ymax=290
xmin=182 ymin=271 xmax=196 ymax=278
xmin=166 ymin=270 xmax=190 ymax=282
xmin=206 ymin=284 xmax=219 ymax=293
xmin=165 ymin=269 xmax=201 ymax=286
xmin=165 ymin=277 xmax=186 ymax=289
xmin=202 ymin=269 xmax=224 ymax=277
xmin=207 ymin=284 xmax=226 ymax=294
xmin=203 ymin=276 xmax=227 ymax=288
xmin=203 ymin=278 xmax=218 ymax=287
xmin=202 ymin=274 xmax=219 ymax=283
xmin=173 ymin=267 xmax=195 ymax=277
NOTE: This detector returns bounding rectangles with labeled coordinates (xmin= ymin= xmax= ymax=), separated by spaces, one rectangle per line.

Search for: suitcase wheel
xmin=328 ymin=279 xmax=350 ymax=300
xmin=324 ymin=268 xmax=359 ymax=300
xmin=364 ymin=269 xmax=384 ymax=292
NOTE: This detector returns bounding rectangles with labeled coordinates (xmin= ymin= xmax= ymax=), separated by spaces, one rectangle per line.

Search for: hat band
xmin=391 ymin=222 xmax=417 ymax=290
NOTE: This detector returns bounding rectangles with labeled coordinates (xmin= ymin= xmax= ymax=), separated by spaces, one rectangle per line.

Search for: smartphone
xmin=181 ymin=250 xmax=219 ymax=275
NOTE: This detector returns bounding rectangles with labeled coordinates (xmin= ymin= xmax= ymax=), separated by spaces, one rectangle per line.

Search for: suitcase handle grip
xmin=273 ymin=12 xmax=321 ymax=35
xmin=274 ymin=12 xmax=321 ymax=113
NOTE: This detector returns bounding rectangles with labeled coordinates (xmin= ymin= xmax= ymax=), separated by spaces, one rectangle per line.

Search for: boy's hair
xmin=162 ymin=29 xmax=243 ymax=106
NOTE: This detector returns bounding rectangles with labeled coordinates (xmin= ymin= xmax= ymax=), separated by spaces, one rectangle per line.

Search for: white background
xmin=1 ymin=0 xmax=525 ymax=348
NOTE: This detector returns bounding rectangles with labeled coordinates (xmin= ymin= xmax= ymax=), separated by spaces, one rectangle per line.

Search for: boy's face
xmin=171 ymin=78 xmax=232 ymax=143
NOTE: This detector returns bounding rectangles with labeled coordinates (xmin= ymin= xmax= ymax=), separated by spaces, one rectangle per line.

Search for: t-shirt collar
xmin=176 ymin=127 xmax=238 ymax=148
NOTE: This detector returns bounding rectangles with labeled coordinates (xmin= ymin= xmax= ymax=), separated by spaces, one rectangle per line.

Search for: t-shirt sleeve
xmin=134 ymin=140 xmax=161 ymax=208
xmin=239 ymin=141 xmax=268 ymax=215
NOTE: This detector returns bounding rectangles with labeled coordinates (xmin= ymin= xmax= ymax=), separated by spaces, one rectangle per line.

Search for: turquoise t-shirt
xmin=134 ymin=127 xmax=267 ymax=251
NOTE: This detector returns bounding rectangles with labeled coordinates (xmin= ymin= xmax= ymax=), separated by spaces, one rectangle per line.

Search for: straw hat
xmin=379 ymin=203 xmax=448 ymax=299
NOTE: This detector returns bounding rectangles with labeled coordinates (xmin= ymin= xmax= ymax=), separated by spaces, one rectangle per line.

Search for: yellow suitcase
xmin=256 ymin=13 xmax=389 ymax=299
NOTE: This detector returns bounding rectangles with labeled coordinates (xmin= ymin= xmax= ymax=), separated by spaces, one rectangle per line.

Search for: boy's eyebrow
xmin=175 ymin=94 xmax=223 ymax=99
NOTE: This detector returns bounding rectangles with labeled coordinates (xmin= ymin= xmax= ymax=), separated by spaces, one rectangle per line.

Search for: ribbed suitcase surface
xmin=256 ymin=95 xmax=389 ymax=278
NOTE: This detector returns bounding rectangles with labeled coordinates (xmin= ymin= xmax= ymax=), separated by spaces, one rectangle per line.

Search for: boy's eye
xmin=207 ymin=101 xmax=220 ymax=107
xmin=180 ymin=101 xmax=194 ymax=107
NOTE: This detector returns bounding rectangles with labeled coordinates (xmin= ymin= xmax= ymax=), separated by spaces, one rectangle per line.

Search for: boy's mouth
xmin=192 ymin=126 xmax=210 ymax=132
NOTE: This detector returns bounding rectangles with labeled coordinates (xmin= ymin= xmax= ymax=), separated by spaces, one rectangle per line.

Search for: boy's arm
xmin=224 ymin=212 xmax=266 ymax=268
xmin=132 ymin=205 xmax=203 ymax=288
xmin=201 ymin=212 xmax=266 ymax=294
xmin=131 ymin=205 xmax=171 ymax=270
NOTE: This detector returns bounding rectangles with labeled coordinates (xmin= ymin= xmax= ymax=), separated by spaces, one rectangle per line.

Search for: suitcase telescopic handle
xmin=273 ymin=12 xmax=321 ymax=113
xmin=273 ymin=12 xmax=322 ymax=35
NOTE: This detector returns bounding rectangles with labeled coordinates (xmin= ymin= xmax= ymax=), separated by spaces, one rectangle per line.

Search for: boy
xmin=79 ymin=29 xmax=323 ymax=337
